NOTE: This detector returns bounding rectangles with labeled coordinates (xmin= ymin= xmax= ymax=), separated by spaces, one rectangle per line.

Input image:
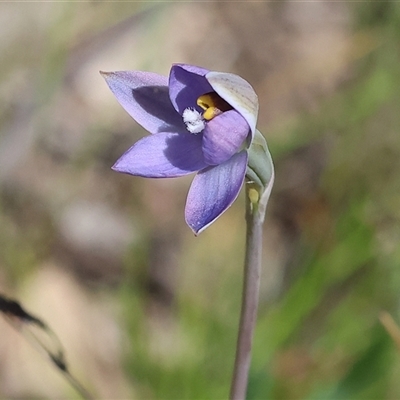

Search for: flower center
xmin=197 ymin=92 xmax=232 ymax=120
xmin=182 ymin=92 xmax=233 ymax=134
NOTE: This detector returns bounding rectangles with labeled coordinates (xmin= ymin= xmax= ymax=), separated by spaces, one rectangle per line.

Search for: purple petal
xmin=202 ymin=110 xmax=250 ymax=165
xmin=169 ymin=64 xmax=213 ymax=115
xmin=185 ymin=150 xmax=248 ymax=234
xmin=112 ymin=132 xmax=207 ymax=178
xmin=101 ymin=71 xmax=185 ymax=134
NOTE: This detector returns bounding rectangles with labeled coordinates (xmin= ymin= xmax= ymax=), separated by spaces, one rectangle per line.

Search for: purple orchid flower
xmin=101 ymin=64 xmax=259 ymax=234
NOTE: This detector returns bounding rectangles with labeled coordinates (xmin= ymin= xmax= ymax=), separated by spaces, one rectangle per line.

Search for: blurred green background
xmin=1 ymin=2 xmax=400 ymax=399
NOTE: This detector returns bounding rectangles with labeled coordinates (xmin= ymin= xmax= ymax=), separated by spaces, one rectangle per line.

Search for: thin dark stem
xmin=230 ymin=184 xmax=266 ymax=400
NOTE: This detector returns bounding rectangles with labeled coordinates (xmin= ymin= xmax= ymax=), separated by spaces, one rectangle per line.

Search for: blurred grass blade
xmin=0 ymin=294 xmax=93 ymax=400
xmin=380 ymin=311 xmax=400 ymax=350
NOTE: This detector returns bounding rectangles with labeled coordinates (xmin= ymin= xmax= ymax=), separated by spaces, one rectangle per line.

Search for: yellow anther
xmin=197 ymin=93 xmax=216 ymax=111
xmin=197 ymin=92 xmax=232 ymax=121
xmin=203 ymin=107 xmax=222 ymax=120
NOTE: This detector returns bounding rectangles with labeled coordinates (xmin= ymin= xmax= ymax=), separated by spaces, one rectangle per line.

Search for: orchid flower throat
xmin=182 ymin=91 xmax=233 ymax=134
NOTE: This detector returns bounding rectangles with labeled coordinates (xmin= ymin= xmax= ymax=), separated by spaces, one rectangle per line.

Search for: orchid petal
xmin=101 ymin=71 xmax=185 ymax=134
xmin=169 ymin=64 xmax=213 ymax=115
xmin=202 ymin=110 xmax=250 ymax=165
xmin=112 ymin=132 xmax=207 ymax=178
xmin=185 ymin=151 xmax=248 ymax=234
xmin=206 ymin=71 xmax=258 ymax=137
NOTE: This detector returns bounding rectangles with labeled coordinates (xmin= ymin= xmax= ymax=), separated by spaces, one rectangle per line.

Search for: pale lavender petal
xmin=169 ymin=64 xmax=213 ymax=115
xmin=206 ymin=71 xmax=259 ymax=138
xmin=101 ymin=71 xmax=185 ymax=134
xmin=202 ymin=110 xmax=250 ymax=165
xmin=185 ymin=151 xmax=248 ymax=234
xmin=112 ymin=132 xmax=207 ymax=178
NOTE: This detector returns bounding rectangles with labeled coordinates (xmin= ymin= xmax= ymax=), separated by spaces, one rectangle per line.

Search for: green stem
xmin=230 ymin=176 xmax=273 ymax=400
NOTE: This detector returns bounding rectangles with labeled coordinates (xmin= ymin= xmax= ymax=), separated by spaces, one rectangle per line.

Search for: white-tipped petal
xmin=206 ymin=71 xmax=259 ymax=137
